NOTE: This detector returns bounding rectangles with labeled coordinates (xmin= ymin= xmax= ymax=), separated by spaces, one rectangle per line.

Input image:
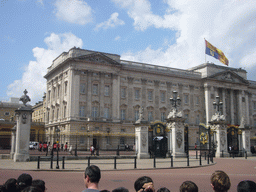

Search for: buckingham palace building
xmin=43 ymin=47 xmax=256 ymax=151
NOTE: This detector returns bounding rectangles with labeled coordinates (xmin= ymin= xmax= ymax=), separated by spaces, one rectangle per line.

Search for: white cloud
xmin=114 ymin=0 xmax=256 ymax=73
xmin=54 ymin=0 xmax=93 ymax=25
xmin=7 ymin=33 xmax=83 ymax=104
xmin=94 ymin=12 xmax=125 ymax=31
xmin=37 ymin=0 xmax=44 ymax=6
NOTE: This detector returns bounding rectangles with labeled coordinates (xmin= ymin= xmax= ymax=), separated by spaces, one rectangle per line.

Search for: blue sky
xmin=1 ymin=0 xmax=256 ymax=104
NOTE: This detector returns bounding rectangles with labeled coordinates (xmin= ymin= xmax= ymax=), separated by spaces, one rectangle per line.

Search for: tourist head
xmin=211 ymin=170 xmax=231 ymax=192
xmin=21 ymin=186 xmax=43 ymax=192
xmin=84 ymin=165 xmax=101 ymax=188
xmin=134 ymin=176 xmax=154 ymax=192
xmin=112 ymin=187 xmax=129 ymax=192
xmin=180 ymin=181 xmax=198 ymax=192
xmin=157 ymin=187 xmax=170 ymax=192
xmin=31 ymin=180 xmax=46 ymax=192
xmin=237 ymin=180 xmax=256 ymax=192
xmin=17 ymin=173 xmax=32 ymax=191
xmin=2 ymin=178 xmax=17 ymax=192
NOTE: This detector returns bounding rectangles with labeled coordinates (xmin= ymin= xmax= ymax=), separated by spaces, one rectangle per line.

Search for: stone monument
xmin=134 ymin=106 xmax=150 ymax=159
xmin=209 ymin=96 xmax=228 ymax=157
xmin=166 ymin=91 xmax=186 ymax=158
xmin=13 ymin=89 xmax=33 ymax=162
xmin=239 ymin=116 xmax=252 ymax=156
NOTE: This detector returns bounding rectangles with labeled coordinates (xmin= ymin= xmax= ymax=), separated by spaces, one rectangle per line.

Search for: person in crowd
xmin=31 ymin=180 xmax=46 ymax=192
xmin=210 ymin=170 xmax=231 ymax=192
xmin=21 ymin=186 xmax=43 ymax=192
xmin=17 ymin=173 xmax=32 ymax=192
xmin=157 ymin=187 xmax=170 ymax=192
xmin=112 ymin=187 xmax=129 ymax=192
xmin=69 ymin=145 xmax=73 ymax=155
xmin=180 ymin=181 xmax=198 ymax=192
xmin=237 ymin=180 xmax=256 ymax=192
xmin=1 ymin=178 xmax=18 ymax=192
xmin=82 ymin=165 xmax=101 ymax=192
xmin=134 ymin=176 xmax=154 ymax=192
xmin=100 ymin=190 xmax=110 ymax=192
xmin=64 ymin=142 xmax=68 ymax=152
xmin=90 ymin=145 xmax=95 ymax=156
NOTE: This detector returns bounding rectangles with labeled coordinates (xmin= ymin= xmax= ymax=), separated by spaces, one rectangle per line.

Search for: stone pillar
xmin=222 ymin=89 xmax=226 ymax=117
xmin=230 ymin=89 xmax=234 ymax=125
xmin=10 ymin=126 xmax=16 ymax=159
xmin=204 ymin=85 xmax=212 ymax=125
xmin=210 ymin=123 xmax=228 ymax=157
xmin=135 ymin=122 xmax=150 ymax=159
xmin=14 ymin=90 xmax=33 ymax=162
xmin=167 ymin=116 xmax=186 ymax=158
xmin=239 ymin=120 xmax=252 ymax=156
xmin=245 ymin=92 xmax=250 ymax=124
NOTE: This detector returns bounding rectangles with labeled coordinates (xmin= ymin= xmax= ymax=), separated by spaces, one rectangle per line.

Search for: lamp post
xmin=170 ymin=91 xmax=181 ymax=110
xmin=55 ymin=127 xmax=60 ymax=169
xmin=213 ymin=96 xmax=223 ymax=114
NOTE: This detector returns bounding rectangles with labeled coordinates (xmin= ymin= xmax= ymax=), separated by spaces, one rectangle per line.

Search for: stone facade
xmin=43 ymin=47 xmax=256 ymax=150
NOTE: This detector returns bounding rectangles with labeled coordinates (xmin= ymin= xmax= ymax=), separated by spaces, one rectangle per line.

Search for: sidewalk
xmin=0 ymin=155 xmax=215 ymax=171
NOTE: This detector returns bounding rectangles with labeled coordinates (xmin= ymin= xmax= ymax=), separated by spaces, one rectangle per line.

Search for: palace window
xmin=92 ymin=84 xmax=98 ymax=95
xmin=4 ymin=112 xmax=10 ymax=116
xmin=57 ymin=85 xmax=60 ymax=97
xmin=160 ymin=92 xmax=166 ymax=102
xmin=148 ymin=90 xmax=153 ymax=101
xmin=184 ymin=94 xmax=189 ymax=104
xmin=121 ymin=87 xmax=126 ymax=98
xmin=135 ymin=89 xmax=140 ymax=100
xmin=120 ymin=137 xmax=125 ymax=145
xmin=121 ymin=109 xmax=126 ymax=120
xmin=79 ymin=136 xmax=85 ymax=144
xmin=104 ymin=107 xmax=109 ymax=119
xmin=79 ymin=106 xmax=85 ymax=117
xmin=64 ymin=81 xmax=68 ymax=95
xmin=161 ymin=112 xmax=166 ymax=122
xmin=92 ymin=107 xmax=98 ymax=118
xmin=196 ymin=114 xmax=200 ymax=124
xmin=63 ymin=106 xmax=66 ymax=118
xmin=104 ymin=85 xmax=110 ymax=96
xmin=254 ymin=102 xmax=256 ymax=110
xmin=135 ymin=110 xmax=139 ymax=121
xmin=195 ymin=96 xmax=199 ymax=105
xmin=148 ymin=111 xmax=153 ymax=122
xmin=56 ymin=108 xmax=59 ymax=119
xmin=80 ymin=83 xmax=86 ymax=94
xmin=48 ymin=90 xmax=51 ymax=101
xmin=184 ymin=114 xmax=189 ymax=123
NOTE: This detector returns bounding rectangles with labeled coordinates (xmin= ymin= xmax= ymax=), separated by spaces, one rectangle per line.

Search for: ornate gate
xmin=227 ymin=126 xmax=241 ymax=154
xmin=149 ymin=121 xmax=168 ymax=158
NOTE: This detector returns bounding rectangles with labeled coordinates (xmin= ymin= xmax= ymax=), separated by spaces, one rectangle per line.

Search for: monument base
xmin=137 ymin=153 xmax=150 ymax=159
xmin=13 ymin=153 xmax=30 ymax=162
xmin=173 ymin=152 xmax=186 ymax=158
xmin=215 ymin=151 xmax=229 ymax=158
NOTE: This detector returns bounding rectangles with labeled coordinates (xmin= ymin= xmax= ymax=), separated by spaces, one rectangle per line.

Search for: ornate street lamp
xmin=170 ymin=91 xmax=181 ymax=110
xmin=213 ymin=95 xmax=223 ymax=114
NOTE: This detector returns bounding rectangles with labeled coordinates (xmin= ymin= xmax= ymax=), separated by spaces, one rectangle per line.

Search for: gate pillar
xmin=135 ymin=123 xmax=150 ymax=159
xmin=210 ymin=123 xmax=229 ymax=157
xmin=166 ymin=110 xmax=186 ymax=158
xmin=239 ymin=118 xmax=252 ymax=156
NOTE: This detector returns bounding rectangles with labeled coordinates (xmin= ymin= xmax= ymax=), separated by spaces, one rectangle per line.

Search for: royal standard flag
xmin=205 ymin=40 xmax=229 ymax=66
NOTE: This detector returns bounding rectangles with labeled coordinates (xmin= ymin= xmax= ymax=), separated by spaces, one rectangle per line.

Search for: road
xmin=0 ymin=158 xmax=255 ymax=192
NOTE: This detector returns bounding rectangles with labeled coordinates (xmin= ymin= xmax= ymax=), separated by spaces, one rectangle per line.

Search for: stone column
xmin=222 ymin=89 xmax=226 ymax=117
xmin=245 ymin=91 xmax=250 ymax=124
xmin=167 ymin=117 xmax=186 ymax=158
xmin=10 ymin=126 xmax=16 ymax=159
xmin=230 ymin=89 xmax=234 ymax=124
xmin=238 ymin=90 xmax=243 ymax=124
xmin=135 ymin=121 xmax=150 ymax=159
xmin=204 ymin=85 xmax=212 ymax=125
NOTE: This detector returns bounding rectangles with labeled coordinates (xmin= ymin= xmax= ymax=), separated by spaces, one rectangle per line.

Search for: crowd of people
xmin=1 ymin=165 xmax=255 ymax=192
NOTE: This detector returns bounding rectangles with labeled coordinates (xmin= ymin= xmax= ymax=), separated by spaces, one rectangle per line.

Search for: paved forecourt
xmin=0 ymin=157 xmax=255 ymax=192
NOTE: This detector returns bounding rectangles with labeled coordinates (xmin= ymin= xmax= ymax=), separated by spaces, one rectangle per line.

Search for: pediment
xmin=208 ymin=70 xmax=248 ymax=85
xmin=75 ymin=52 xmax=120 ymax=66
